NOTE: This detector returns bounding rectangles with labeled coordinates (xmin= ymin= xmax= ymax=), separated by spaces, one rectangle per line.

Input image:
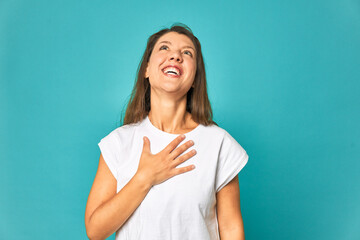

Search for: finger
xmin=143 ymin=136 xmax=150 ymax=153
xmin=172 ymin=149 xmax=197 ymax=166
xmin=172 ymin=164 xmax=196 ymax=176
xmin=162 ymin=134 xmax=185 ymax=154
xmin=169 ymin=140 xmax=194 ymax=160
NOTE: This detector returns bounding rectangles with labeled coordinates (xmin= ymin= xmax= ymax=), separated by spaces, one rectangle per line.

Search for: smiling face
xmin=145 ymin=32 xmax=197 ymax=95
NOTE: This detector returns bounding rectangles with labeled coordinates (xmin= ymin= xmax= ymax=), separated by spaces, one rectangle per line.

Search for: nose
xmin=169 ymin=50 xmax=183 ymax=62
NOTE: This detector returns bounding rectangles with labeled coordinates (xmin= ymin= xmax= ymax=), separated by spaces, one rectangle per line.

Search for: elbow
xmin=85 ymin=218 xmax=110 ymax=240
xmin=85 ymin=218 xmax=100 ymax=240
xmin=86 ymin=229 xmax=101 ymax=240
xmin=85 ymin=212 xmax=118 ymax=240
xmin=86 ymin=229 xmax=110 ymax=240
xmin=85 ymin=224 xmax=95 ymax=240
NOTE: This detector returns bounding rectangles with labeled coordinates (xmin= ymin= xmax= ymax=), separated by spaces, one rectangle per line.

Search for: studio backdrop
xmin=1 ymin=0 xmax=359 ymax=239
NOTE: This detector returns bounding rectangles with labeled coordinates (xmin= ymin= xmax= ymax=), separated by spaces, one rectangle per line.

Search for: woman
xmin=85 ymin=23 xmax=249 ymax=240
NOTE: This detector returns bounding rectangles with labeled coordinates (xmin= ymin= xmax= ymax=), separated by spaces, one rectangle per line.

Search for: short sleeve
xmin=98 ymin=131 xmax=121 ymax=180
xmin=215 ymin=130 xmax=249 ymax=193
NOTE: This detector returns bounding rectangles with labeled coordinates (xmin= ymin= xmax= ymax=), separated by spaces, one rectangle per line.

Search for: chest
xmin=116 ymin=133 xmax=222 ymax=214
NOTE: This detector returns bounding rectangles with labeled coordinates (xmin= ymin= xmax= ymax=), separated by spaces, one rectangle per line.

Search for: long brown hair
xmin=121 ymin=23 xmax=217 ymax=127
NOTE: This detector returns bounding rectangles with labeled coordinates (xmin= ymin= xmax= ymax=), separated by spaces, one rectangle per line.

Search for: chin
xmin=158 ymin=84 xmax=185 ymax=94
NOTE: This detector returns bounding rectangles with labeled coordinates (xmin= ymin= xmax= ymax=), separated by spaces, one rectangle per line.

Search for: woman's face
xmin=145 ymin=32 xmax=197 ymax=96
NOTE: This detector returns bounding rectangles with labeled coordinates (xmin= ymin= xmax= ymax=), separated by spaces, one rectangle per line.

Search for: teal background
xmin=1 ymin=0 xmax=359 ymax=239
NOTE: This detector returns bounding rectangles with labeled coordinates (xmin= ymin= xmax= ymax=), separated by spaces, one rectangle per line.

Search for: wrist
xmin=133 ymin=172 xmax=153 ymax=190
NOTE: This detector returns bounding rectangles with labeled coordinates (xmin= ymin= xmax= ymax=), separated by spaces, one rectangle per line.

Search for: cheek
xmin=149 ymin=57 xmax=165 ymax=73
xmin=152 ymin=52 xmax=166 ymax=62
xmin=188 ymin=61 xmax=197 ymax=75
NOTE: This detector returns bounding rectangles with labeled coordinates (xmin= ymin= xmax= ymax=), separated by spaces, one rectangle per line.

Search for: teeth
xmin=163 ymin=67 xmax=180 ymax=75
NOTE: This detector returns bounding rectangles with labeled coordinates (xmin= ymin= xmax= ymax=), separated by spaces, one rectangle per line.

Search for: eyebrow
xmin=158 ymin=41 xmax=195 ymax=52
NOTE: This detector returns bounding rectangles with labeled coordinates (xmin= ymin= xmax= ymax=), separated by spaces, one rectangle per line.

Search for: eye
xmin=159 ymin=45 xmax=168 ymax=50
xmin=184 ymin=50 xmax=193 ymax=57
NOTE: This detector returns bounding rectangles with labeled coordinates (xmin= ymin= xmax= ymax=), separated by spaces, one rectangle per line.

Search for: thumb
xmin=143 ymin=136 xmax=150 ymax=153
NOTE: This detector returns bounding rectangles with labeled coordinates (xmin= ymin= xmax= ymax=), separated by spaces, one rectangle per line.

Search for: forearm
xmin=219 ymin=227 xmax=245 ymax=240
xmin=87 ymin=174 xmax=152 ymax=240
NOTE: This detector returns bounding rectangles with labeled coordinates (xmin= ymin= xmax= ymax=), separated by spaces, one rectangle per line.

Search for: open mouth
xmin=162 ymin=66 xmax=182 ymax=78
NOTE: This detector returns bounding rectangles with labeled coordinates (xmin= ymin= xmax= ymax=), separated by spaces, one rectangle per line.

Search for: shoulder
xmin=202 ymin=123 xmax=246 ymax=152
xmin=111 ymin=121 xmax=141 ymax=136
xmin=200 ymin=123 xmax=231 ymax=140
xmin=100 ymin=120 xmax=143 ymax=146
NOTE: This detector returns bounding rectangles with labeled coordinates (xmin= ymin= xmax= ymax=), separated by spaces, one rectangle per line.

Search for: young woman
xmin=85 ymin=23 xmax=249 ymax=240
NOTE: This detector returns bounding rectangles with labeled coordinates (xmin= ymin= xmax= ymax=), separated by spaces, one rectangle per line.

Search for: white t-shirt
xmin=98 ymin=115 xmax=249 ymax=240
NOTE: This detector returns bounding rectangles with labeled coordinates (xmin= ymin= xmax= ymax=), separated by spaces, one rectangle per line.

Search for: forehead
xmin=156 ymin=32 xmax=195 ymax=49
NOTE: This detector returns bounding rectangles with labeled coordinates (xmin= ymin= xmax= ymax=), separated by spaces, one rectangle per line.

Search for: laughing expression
xmin=145 ymin=32 xmax=197 ymax=95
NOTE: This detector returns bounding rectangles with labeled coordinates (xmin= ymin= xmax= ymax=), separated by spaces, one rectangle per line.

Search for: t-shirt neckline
xmin=144 ymin=115 xmax=202 ymax=137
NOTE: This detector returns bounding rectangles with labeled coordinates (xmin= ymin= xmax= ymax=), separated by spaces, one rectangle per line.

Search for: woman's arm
xmin=216 ymin=175 xmax=245 ymax=240
xmin=85 ymin=134 xmax=195 ymax=239
xmin=85 ymin=154 xmax=152 ymax=240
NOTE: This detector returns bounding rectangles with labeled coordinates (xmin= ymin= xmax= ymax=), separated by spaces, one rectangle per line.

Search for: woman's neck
xmin=148 ymin=110 xmax=198 ymax=134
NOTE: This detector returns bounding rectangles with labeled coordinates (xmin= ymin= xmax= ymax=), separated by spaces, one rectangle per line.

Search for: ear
xmin=145 ymin=64 xmax=149 ymax=78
